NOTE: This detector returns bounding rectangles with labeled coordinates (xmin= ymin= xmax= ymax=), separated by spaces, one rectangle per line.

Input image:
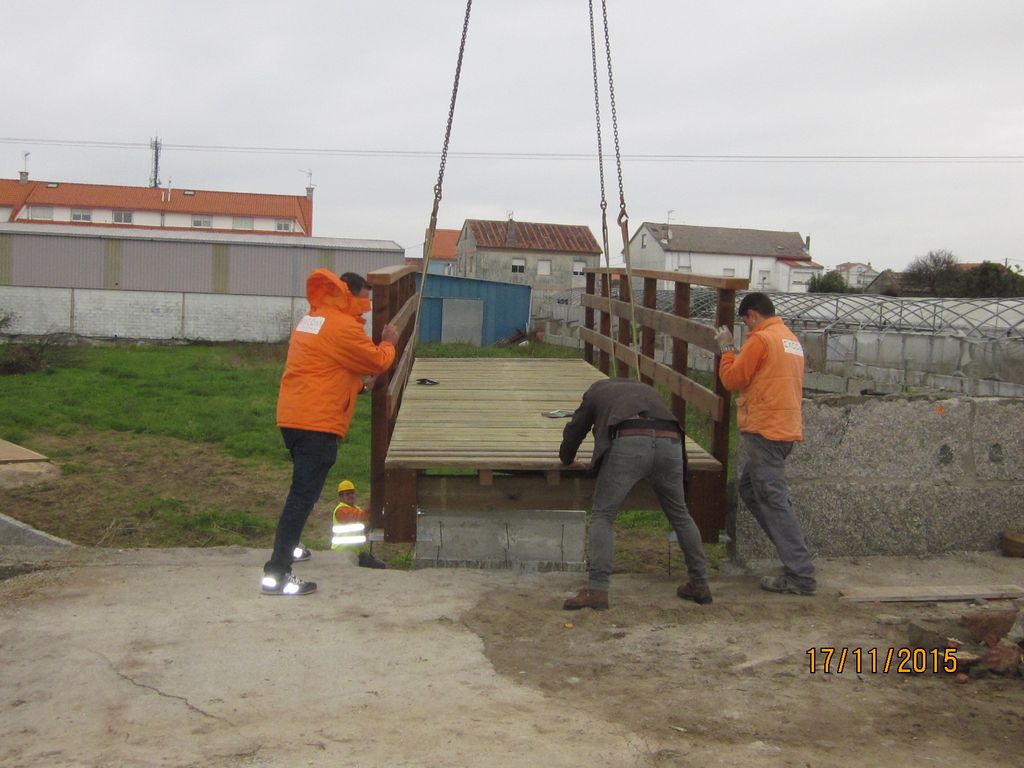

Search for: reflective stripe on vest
xmin=331 ymin=501 xmax=368 ymax=548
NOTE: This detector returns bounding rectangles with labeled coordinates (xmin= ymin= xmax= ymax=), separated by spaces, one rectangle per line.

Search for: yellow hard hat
xmin=337 ymin=480 xmax=356 ymax=493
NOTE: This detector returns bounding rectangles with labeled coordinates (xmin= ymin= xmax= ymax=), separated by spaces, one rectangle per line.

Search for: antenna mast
xmin=149 ymin=136 xmax=162 ymax=188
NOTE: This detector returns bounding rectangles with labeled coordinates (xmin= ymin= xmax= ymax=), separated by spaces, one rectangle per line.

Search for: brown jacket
xmin=560 ymin=379 xmax=679 ymax=469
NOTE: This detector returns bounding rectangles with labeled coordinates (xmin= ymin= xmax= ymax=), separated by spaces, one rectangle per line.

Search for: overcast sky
xmin=3 ymin=0 xmax=1022 ymax=272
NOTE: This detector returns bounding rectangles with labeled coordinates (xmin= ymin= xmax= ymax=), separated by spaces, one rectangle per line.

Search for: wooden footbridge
xmin=366 ymin=266 xmax=747 ymax=544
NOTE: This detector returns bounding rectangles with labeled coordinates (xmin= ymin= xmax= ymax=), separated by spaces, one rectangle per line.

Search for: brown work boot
xmin=563 ymin=588 xmax=609 ymax=611
xmin=676 ymin=582 xmax=713 ymax=605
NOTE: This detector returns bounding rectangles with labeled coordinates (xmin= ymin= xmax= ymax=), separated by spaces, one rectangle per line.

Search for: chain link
xmin=435 ymin=0 xmax=473 ymax=203
xmin=600 ymin=0 xmax=627 ymax=221
xmin=588 ymin=0 xmax=607 ymax=215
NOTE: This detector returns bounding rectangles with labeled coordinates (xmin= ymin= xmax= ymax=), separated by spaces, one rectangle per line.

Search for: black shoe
xmin=292 ymin=544 xmax=311 ymax=563
xmin=677 ymin=581 xmax=713 ymax=605
xmin=760 ymin=575 xmax=816 ymax=596
xmin=358 ymin=551 xmax=387 ymax=569
xmin=261 ymin=572 xmax=317 ymax=596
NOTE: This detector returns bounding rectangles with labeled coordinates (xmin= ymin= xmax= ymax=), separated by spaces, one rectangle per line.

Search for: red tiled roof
xmin=779 ymin=258 xmax=823 ymax=268
xmin=425 ymin=228 xmax=460 ymax=260
xmin=467 ymin=219 xmax=601 ymax=255
xmin=1 ymin=178 xmax=312 ymax=234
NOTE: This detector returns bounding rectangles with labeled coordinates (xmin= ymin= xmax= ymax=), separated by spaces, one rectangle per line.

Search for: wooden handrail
xmin=386 ymin=342 xmax=416 ymax=420
xmin=584 ymin=266 xmax=748 ymax=291
xmin=388 ymin=290 xmax=418 ymax=339
xmin=579 ymin=328 xmax=722 ymax=420
xmin=581 ymin=294 xmax=719 ymax=353
xmin=367 ymin=264 xmax=420 ymax=286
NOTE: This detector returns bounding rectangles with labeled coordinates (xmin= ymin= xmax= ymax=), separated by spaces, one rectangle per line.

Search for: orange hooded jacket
xmin=718 ymin=316 xmax=805 ymax=442
xmin=276 ymin=269 xmax=396 ymax=437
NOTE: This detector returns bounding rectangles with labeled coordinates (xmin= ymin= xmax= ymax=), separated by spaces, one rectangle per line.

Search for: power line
xmin=2 ymin=136 xmax=1023 ymax=164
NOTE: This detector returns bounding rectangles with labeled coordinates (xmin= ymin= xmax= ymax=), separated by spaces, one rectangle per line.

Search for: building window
xmin=113 ymin=210 xmax=133 ymax=224
xmin=511 ymin=258 xmax=526 ymax=274
xmin=572 ymin=261 xmax=586 ymax=276
xmin=641 ymin=234 xmax=647 ymax=248
xmin=233 ymin=217 xmax=254 ymax=230
xmin=537 ymin=259 xmax=551 ymax=276
xmin=275 ymin=219 xmax=293 ymax=232
xmin=192 ymin=215 xmax=212 ymax=228
xmin=723 ymin=268 xmax=736 ymax=277
xmin=758 ymin=269 xmax=771 ymax=288
xmin=31 ymin=206 xmax=53 ymax=221
xmin=71 ymin=209 xmax=92 ymax=222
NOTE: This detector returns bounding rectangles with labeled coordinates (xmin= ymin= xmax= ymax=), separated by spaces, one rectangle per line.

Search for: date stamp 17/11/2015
xmin=806 ymin=647 xmax=958 ymax=674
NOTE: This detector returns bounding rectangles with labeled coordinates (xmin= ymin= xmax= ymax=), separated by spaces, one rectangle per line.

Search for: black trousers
xmin=264 ymin=428 xmax=338 ymax=577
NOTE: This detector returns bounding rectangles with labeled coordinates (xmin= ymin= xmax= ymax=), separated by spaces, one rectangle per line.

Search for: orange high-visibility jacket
xmin=276 ymin=270 xmax=396 ymax=437
xmin=719 ymin=316 xmax=805 ymax=442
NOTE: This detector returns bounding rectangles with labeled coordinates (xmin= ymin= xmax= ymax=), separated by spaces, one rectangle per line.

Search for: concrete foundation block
xmin=414 ymin=509 xmax=585 ymax=571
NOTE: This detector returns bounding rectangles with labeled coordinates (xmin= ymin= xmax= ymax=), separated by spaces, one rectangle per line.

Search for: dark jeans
xmin=588 ymin=435 xmax=708 ymax=591
xmin=264 ymin=428 xmax=338 ymax=577
xmin=738 ymin=432 xmax=816 ymax=591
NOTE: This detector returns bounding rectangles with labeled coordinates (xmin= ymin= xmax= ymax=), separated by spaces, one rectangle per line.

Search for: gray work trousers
xmin=738 ymin=432 xmax=816 ymax=591
xmin=588 ymin=435 xmax=708 ymax=591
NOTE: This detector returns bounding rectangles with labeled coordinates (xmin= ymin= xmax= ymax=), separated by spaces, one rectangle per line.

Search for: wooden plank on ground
xmin=838 ymin=584 xmax=1024 ymax=603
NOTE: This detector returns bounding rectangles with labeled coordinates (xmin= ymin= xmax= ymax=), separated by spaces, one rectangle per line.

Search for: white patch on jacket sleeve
xmin=295 ymin=315 xmax=326 ymax=334
xmin=782 ymin=338 xmax=804 ymax=357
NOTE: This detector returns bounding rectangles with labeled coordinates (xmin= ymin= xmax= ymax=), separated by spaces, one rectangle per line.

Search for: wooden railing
xmin=367 ymin=265 xmax=420 ymax=536
xmin=582 ymin=267 xmax=749 ymax=537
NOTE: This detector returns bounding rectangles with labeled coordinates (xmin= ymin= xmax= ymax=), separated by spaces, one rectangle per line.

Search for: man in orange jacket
xmin=716 ymin=292 xmax=816 ymax=596
xmin=261 ymin=270 xmax=397 ymax=596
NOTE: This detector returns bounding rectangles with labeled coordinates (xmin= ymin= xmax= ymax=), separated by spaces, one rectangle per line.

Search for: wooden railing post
xmin=712 ymin=289 xmax=737 ymax=472
xmin=599 ymin=273 xmax=611 ymax=375
xmin=641 ymin=277 xmax=656 ymax=386
xmin=584 ymin=272 xmax=595 ymax=366
xmin=616 ymin=274 xmax=633 ymax=378
xmin=671 ymin=282 xmax=691 ymax=430
xmin=369 ymin=280 xmax=393 ymax=529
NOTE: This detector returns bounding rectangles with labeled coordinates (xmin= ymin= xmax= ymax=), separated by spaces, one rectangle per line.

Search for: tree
xmin=956 ymin=262 xmax=1024 ymax=298
xmin=904 ymin=249 xmax=960 ymax=296
xmin=808 ymin=271 xmax=855 ymax=293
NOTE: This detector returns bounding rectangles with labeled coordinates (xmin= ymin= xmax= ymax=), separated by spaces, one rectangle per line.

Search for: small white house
xmin=833 ymin=261 xmax=879 ymax=289
xmin=625 ymin=222 xmax=823 ymax=292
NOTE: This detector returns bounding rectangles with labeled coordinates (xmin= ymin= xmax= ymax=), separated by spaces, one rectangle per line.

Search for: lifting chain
xmin=590 ymin=0 xmax=639 ymax=378
xmin=419 ymin=0 xmax=473 ymax=324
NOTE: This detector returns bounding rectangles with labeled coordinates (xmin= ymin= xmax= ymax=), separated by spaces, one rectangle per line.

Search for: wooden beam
xmin=839 ymin=585 xmax=1024 ymax=603
xmin=584 ymin=266 xmax=749 ymax=291
xmin=579 ymin=327 xmax=722 ymax=420
xmin=367 ymin=264 xmax=419 ymax=286
xmin=581 ymin=294 xmax=718 ymax=352
xmin=672 ymin=282 xmax=691 ymax=430
xmin=383 ymin=468 xmax=417 ymax=542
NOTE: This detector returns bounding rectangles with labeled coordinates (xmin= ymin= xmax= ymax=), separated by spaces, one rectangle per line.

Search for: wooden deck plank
xmin=386 ymin=357 xmax=721 ymax=473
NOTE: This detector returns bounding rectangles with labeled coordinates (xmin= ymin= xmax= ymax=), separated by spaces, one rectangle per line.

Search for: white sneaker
xmin=261 ymin=572 xmax=317 ymax=596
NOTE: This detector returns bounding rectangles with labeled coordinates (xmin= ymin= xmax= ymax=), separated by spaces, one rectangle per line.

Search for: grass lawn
xmin=0 ymin=339 xmax=728 ymax=571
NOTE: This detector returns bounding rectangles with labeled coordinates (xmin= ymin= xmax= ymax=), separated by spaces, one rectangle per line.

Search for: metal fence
xmin=552 ymin=288 xmax=1024 ymax=340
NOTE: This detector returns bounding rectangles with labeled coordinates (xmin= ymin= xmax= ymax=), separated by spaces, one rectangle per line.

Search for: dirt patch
xmin=462 ymin=573 xmax=1024 ymax=766
xmin=0 ymin=431 xmax=292 ymax=548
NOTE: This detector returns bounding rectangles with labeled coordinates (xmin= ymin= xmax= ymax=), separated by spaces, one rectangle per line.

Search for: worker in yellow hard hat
xmin=332 ymin=480 xmax=386 ymax=568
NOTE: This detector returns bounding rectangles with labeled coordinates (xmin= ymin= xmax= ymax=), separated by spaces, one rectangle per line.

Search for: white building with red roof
xmin=0 ymin=172 xmax=313 ymax=236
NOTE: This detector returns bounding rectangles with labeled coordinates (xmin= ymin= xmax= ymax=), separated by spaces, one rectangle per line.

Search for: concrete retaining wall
xmin=729 ymin=395 xmax=1024 ymax=561
xmin=0 ymin=286 xmax=323 ymax=343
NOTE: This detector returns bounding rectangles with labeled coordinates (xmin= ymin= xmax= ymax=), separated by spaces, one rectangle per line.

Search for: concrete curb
xmin=0 ymin=511 xmax=74 ymax=547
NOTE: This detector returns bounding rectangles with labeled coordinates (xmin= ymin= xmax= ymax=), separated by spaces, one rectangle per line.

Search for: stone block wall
xmin=730 ymin=395 xmax=1024 ymax=561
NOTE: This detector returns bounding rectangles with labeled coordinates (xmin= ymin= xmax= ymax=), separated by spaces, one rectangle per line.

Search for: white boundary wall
xmin=0 ymin=286 xmax=324 ymax=342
